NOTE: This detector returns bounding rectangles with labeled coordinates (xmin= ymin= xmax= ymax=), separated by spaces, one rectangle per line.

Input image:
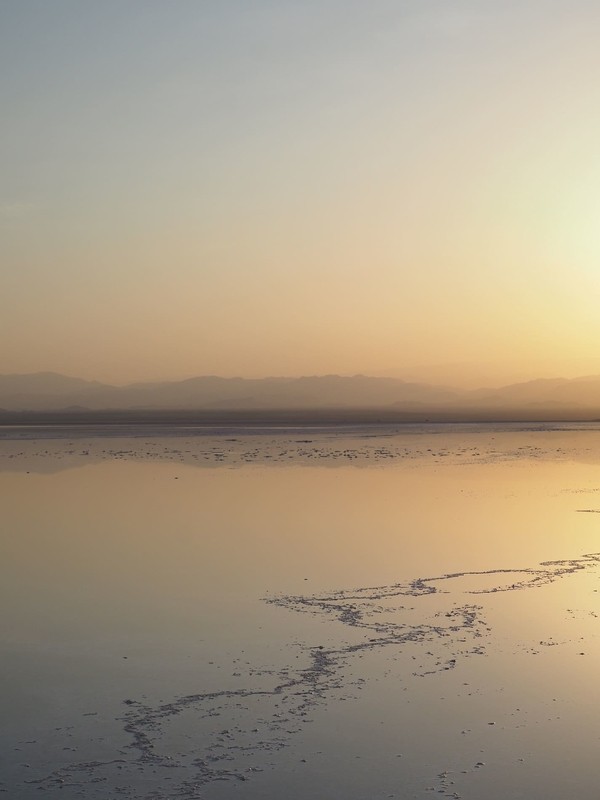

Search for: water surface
xmin=1 ymin=424 xmax=599 ymax=798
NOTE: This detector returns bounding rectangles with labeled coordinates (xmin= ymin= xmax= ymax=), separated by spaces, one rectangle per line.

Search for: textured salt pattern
xmin=19 ymin=553 xmax=600 ymax=799
xmin=0 ymin=430 xmax=586 ymax=474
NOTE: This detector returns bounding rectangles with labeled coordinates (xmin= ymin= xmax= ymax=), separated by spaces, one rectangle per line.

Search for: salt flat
xmin=1 ymin=423 xmax=599 ymax=799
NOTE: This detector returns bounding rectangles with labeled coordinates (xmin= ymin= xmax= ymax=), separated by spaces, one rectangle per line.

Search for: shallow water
xmin=1 ymin=424 xmax=599 ymax=799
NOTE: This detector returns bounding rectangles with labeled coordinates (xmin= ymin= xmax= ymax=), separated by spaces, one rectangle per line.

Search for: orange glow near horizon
xmin=2 ymin=3 xmax=600 ymax=387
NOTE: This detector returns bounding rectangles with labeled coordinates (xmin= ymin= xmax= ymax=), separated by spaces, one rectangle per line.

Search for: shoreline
xmin=1 ymin=407 xmax=600 ymax=428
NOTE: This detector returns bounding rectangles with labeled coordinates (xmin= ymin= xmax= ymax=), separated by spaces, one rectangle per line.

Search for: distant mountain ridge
xmin=2 ymin=371 xmax=600 ymax=414
xmin=0 ymin=372 xmax=457 ymax=411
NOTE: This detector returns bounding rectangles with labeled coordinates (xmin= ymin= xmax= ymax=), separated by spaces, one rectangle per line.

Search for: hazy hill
xmin=465 ymin=376 xmax=600 ymax=408
xmin=0 ymin=372 xmax=103 ymax=395
xmin=0 ymin=373 xmax=458 ymax=411
xmin=2 ymin=371 xmax=600 ymax=415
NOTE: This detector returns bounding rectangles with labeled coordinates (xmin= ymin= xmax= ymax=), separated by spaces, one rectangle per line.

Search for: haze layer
xmin=2 ymin=2 xmax=600 ymax=385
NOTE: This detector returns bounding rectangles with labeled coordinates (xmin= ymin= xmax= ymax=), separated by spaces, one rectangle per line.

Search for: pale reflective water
xmin=1 ymin=424 xmax=599 ymax=799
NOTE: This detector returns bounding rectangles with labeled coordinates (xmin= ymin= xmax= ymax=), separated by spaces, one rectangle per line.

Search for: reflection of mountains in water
xmin=3 ymin=372 xmax=600 ymax=417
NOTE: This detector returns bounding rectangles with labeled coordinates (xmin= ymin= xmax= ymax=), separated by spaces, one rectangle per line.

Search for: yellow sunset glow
xmin=2 ymin=2 xmax=600 ymax=386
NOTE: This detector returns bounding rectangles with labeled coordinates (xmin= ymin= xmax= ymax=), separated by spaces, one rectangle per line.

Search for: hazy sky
xmin=2 ymin=1 xmax=600 ymax=386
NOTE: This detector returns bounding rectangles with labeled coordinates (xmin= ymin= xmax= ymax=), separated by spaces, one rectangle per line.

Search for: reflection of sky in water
xmin=0 ymin=427 xmax=599 ymax=798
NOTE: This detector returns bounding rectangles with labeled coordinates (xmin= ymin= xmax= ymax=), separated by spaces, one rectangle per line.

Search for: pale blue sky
xmin=2 ymin=1 xmax=600 ymax=385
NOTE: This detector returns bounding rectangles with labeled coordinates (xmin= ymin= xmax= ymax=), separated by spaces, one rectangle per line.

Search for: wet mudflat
xmin=1 ymin=423 xmax=599 ymax=799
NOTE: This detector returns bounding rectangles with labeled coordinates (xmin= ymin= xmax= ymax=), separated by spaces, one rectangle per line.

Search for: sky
xmin=2 ymin=0 xmax=600 ymax=387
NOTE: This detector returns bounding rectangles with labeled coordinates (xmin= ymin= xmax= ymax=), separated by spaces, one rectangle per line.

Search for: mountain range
xmin=2 ymin=372 xmax=600 ymax=417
